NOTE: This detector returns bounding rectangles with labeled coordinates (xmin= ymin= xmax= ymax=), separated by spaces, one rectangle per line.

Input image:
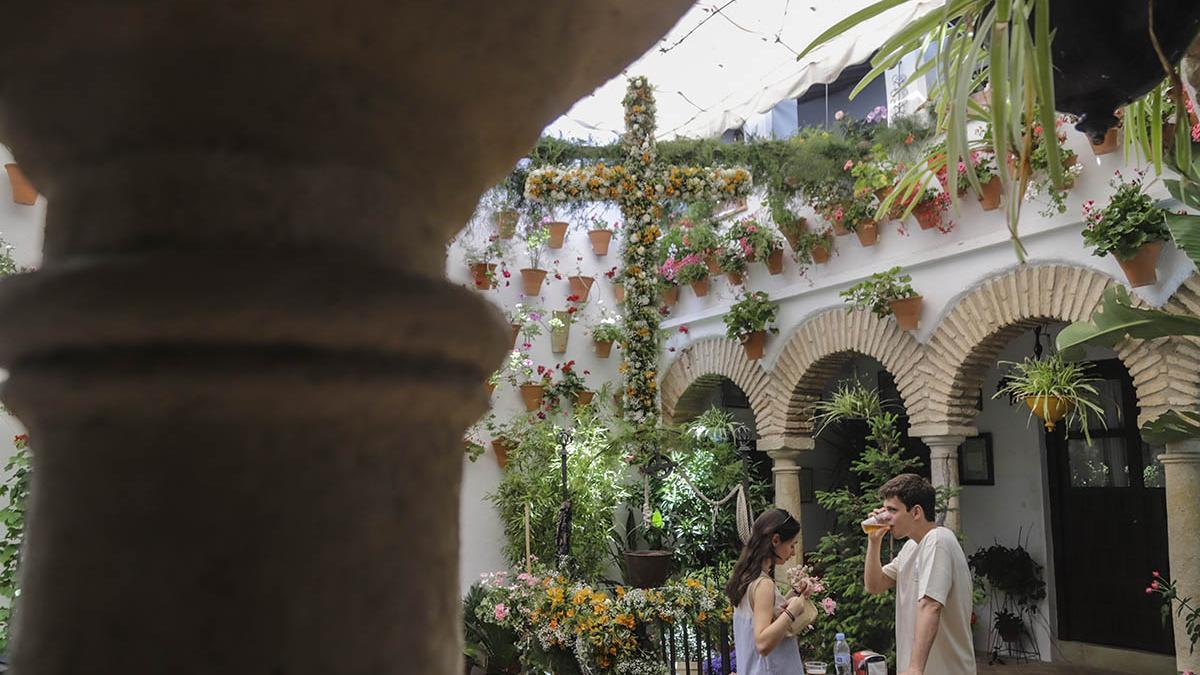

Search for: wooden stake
xmin=524 ymin=503 xmax=532 ymax=574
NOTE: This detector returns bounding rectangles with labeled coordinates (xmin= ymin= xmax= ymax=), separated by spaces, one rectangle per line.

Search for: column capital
xmin=908 ymin=423 xmax=977 ymax=439
xmin=758 ymin=434 xmax=814 ymax=453
xmin=920 ymin=435 xmax=967 ymax=459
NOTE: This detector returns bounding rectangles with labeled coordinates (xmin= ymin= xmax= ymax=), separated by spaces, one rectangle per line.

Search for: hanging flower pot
xmin=855 ymin=221 xmax=879 ymax=247
xmin=978 ymin=176 xmax=1002 ymax=211
xmin=739 ymin=330 xmax=766 ymax=360
xmin=1089 ymin=126 xmax=1119 ymax=155
xmin=705 ymin=254 xmax=721 ymax=274
xmin=1025 ymin=396 xmax=1073 ymax=431
xmin=469 ymin=263 xmax=496 ymax=290
xmin=491 ymin=438 xmax=515 ymax=469
xmin=594 ymin=339 xmax=613 ymax=358
xmin=690 ymin=277 xmax=710 ymax=298
xmin=613 ymin=283 xmax=625 ymax=303
xmin=4 ymin=163 xmax=37 ymax=205
xmin=495 ymin=208 xmax=518 ymax=239
xmin=661 ymin=285 xmax=679 ymax=307
xmin=519 ymin=384 xmax=545 ymax=412
xmin=914 ymin=204 xmax=941 ymax=230
xmin=811 ymin=243 xmax=831 ymax=264
xmin=551 ymin=310 xmax=571 ymax=353
xmin=1116 ymin=240 xmax=1163 ymax=288
xmin=509 ymin=323 xmax=521 ymax=348
xmin=484 ymin=381 xmax=495 ymax=396
xmin=588 ymin=229 xmax=613 ymax=256
xmin=520 ymin=268 xmax=547 ymax=296
xmin=726 ymin=270 xmax=745 ymax=285
xmin=568 ymin=275 xmax=595 ymax=301
xmin=889 ymin=296 xmax=924 ymax=331
xmin=546 ymin=221 xmax=569 ymax=248
xmin=623 ymin=550 xmax=675 ymax=589
xmin=831 ymin=220 xmax=851 ymax=237
xmin=575 ymin=390 xmax=595 ymax=406
xmin=766 ymin=248 xmax=784 ymax=275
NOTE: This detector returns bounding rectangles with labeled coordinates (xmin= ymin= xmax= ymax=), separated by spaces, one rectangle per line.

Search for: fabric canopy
xmin=543 ymin=0 xmax=944 ymax=142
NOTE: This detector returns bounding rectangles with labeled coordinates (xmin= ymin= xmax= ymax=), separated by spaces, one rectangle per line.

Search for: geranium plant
xmin=588 ymin=215 xmax=619 ymax=232
xmin=832 ymin=197 xmax=879 ymax=234
xmin=846 ymin=145 xmax=897 ymax=196
xmin=840 ymin=267 xmax=918 ymax=318
xmin=548 ymin=360 xmax=590 ymax=403
xmin=1026 ymin=114 xmax=1084 ymax=216
xmin=716 ymin=244 xmax=748 ymax=275
xmin=1081 ymin=170 xmax=1170 ymax=261
xmin=590 ymin=310 xmax=624 ymax=344
xmin=673 ymin=252 xmax=709 ymax=285
xmin=793 ymin=229 xmax=834 ymax=266
xmin=508 ymin=303 xmax=544 ymax=340
xmin=727 ymin=217 xmax=779 ymax=262
xmin=723 ymin=290 xmax=779 ymax=340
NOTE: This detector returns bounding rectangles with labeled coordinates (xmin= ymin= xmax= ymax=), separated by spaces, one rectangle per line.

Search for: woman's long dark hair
xmin=725 ymin=508 xmax=801 ymax=607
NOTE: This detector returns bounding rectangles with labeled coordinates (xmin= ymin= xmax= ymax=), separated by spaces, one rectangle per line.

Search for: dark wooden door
xmin=1045 ymin=359 xmax=1174 ymax=654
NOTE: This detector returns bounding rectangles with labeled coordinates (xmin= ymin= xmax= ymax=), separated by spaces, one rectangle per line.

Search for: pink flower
xmin=834 ymin=110 xmax=845 ymax=121
xmin=821 ymin=597 xmax=837 ymax=615
xmin=678 ymin=326 xmax=689 ymax=334
xmin=517 ymin=572 xmax=536 ymax=585
xmin=494 ymin=603 xmax=509 ymax=621
xmin=843 ymin=160 xmax=854 ymax=171
xmin=1151 ymin=580 xmax=1160 ymax=590
xmin=1152 ymin=570 xmax=1160 ymax=577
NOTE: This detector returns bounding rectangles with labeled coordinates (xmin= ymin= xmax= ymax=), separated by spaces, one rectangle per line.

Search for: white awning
xmin=542 ymin=0 xmax=945 ymax=142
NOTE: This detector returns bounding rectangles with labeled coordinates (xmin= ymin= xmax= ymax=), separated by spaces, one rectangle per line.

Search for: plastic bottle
xmin=833 ymin=633 xmax=851 ymax=674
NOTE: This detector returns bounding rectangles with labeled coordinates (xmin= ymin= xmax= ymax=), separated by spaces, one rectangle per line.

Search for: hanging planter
xmin=831 ymin=220 xmax=851 ymax=237
xmin=726 ymin=270 xmax=745 ymax=285
xmin=725 ymin=291 xmax=778 ymax=361
xmin=994 ymin=355 xmax=1105 ymax=438
xmin=978 ymin=176 xmax=1002 ymax=211
xmin=468 ymin=263 xmax=496 ymax=290
xmin=568 ymin=275 xmax=595 ymax=301
xmin=811 ymin=243 xmax=831 ymax=264
xmin=854 ymin=221 xmax=879 ymax=247
xmin=495 ymin=208 xmax=518 ymax=239
xmin=1116 ymin=241 xmax=1164 ymax=288
xmin=4 ymin=163 xmax=37 ymax=205
xmin=613 ymin=282 xmax=625 ymax=303
xmin=491 ymin=438 xmax=515 ymax=469
xmin=623 ymin=550 xmax=675 ymax=589
xmin=766 ymin=248 xmax=784 ymax=275
xmin=690 ymin=277 xmax=710 ymax=298
xmin=509 ymin=323 xmax=521 ymax=348
xmin=484 ymin=381 xmax=495 ymax=396
xmin=705 ymin=254 xmax=721 ymax=275
xmin=739 ymin=331 xmax=766 ymax=360
xmin=1090 ymin=127 xmax=1120 ymax=155
xmin=550 ymin=310 xmax=571 ymax=354
xmin=519 ymin=384 xmax=545 ymax=412
xmin=546 ymin=221 xmax=569 ymax=248
xmin=520 ymin=268 xmax=547 ymax=296
xmin=587 ymin=229 xmax=613 ymax=256
xmin=1025 ymin=396 xmax=1072 ymax=431
xmin=593 ymin=339 xmax=613 ymax=358
xmin=661 ymin=285 xmax=679 ymax=307
xmin=889 ymin=296 xmax=924 ymax=331
xmin=575 ymin=390 xmax=595 ymax=406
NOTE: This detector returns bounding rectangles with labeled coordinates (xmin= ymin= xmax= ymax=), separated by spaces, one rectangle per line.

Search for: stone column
xmin=0 ymin=2 xmax=693 ymax=674
xmin=762 ymin=435 xmax=814 ymax=577
xmin=1162 ymin=439 xmax=1200 ymax=673
xmin=921 ymin=435 xmax=966 ymax=533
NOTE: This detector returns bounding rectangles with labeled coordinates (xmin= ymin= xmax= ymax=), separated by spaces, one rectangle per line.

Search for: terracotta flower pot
xmin=662 ymin=286 xmax=679 ymax=307
xmin=832 ymin=220 xmax=851 ymax=236
xmin=495 ymin=208 xmax=518 ymax=239
xmin=484 ymin=381 xmax=495 ymax=396
xmin=614 ymin=283 xmax=625 ymax=303
xmin=4 ymin=163 xmax=37 ymax=205
xmin=519 ymin=384 xmax=545 ymax=412
xmin=575 ymin=390 xmax=595 ymax=406
xmin=889 ymin=296 xmax=923 ymax=331
xmin=811 ymin=243 xmax=831 ymax=264
xmin=551 ymin=311 xmax=570 ymax=353
xmin=1025 ymin=396 xmax=1073 ymax=431
xmin=914 ymin=204 xmax=941 ymax=230
xmin=594 ymin=339 xmax=613 ymax=358
xmin=1090 ymin=127 xmax=1119 ymax=155
xmin=726 ymin=270 xmax=745 ymax=285
xmin=520 ymin=268 xmax=547 ymax=296
xmin=491 ymin=438 xmax=515 ymax=469
xmin=690 ymin=277 xmax=710 ymax=298
xmin=705 ymin=254 xmax=721 ymax=274
xmin=510 ymin=323 xmax=521 ymax=348
xmin=568 ymin=275 xmax=595 ymax=301
xmin=739 ymin=330 xmax=766 ymax=360
xmin=978 ymin=176 xmax=1002 ymax=211
xmin=547 ymin=221 xmax=569 ymax=248
xmin=588 ymin=229 xmax=613 ymax=256
xmin=766 ymin=248 xmax=784 ymax=275
xmin=855 ymin=221 xmax=879 ymax=247
xmin=469 ymin=263 xmax=496 ymax=290
xmin=1116 ymin=240 xmax=1163 ymax=288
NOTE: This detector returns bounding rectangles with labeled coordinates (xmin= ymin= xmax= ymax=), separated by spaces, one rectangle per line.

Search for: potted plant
xmin=519 ymin=223 xmax=550 ymax=296
xmin=993 ymin=354 xmax=1105 ymax=434
xmin=622 ymin=508 xmax=676 ymax=589
xmin=463 ymin=236 xmax=504 ymax=290
xmin=846 ymin=147 xmax=898 ymax=218
xmin=833 ymin=198 xmax=880 ymax=247
xmin=506 ymin=350 xmax=552 ymax=412
xmin=4 ymin=163 xmax=37 ymax=205
xmin=674 ymin=253 xmax=710 ymax=298
xmin=604 ymin=266 xmax=625 ymax=303
xmin=548 ymin=309 xmax=573 ymax=354
xmin=682 ymin=218 xmax=720 ymax=273
xmin=775 ymin=210 xmax=808 ymax=253
xmin=910 ymin=187 xmax=952 ymax=231
xmin=1025 ymin=114 xmax=1084 ymax=216
xmin=1080 ymin=170 xmax=1171 ymax=287
xmin=794 ymin=229 xmax=834 ymax=264
xmin=590 ymin=311 xmax=623 ymax=359
xmin=507 ymin=303 xmax=543 ymax=348
xmin=993 ymin=609 xmax=1026 ymax=644
xmin=567 ymin=256 xmax=595 ymax=302
xmin=544 ymin=215 xmax=569 ymax=249
xmin=586 ymin=216 xmax=618 ymax=256
xmin=728 ymin=216 xmax=782 ymax=270
xmin=840 ymin=266 xmax=923 ymax=330
xmin=548 ymin=360 xmax=591 ymax=409
xmin=716 ymin=244 xmax=748 ymax=285
xmin=968 ymin=542 xmax=1048 ymax=612
xmin=723 ymin=290 xmax=779 ymax=360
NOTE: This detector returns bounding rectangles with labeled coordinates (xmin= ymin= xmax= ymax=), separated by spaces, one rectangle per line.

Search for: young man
xmin=863 ymin=473 xmax=976 ymax=674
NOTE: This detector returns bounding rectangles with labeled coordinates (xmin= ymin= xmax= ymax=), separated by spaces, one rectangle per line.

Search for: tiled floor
xmin=977 ymin=662 xmax=1134 ymax=674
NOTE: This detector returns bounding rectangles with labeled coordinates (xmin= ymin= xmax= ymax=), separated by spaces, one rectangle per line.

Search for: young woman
xmin=725 ymin=508 xmax=809 ymax=674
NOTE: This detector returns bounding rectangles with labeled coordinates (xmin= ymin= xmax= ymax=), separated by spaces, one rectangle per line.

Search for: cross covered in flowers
xmin=525 ymin=77 xmax=752 ymax=425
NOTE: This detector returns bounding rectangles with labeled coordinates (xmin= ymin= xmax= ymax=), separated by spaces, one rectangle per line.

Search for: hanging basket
xmin=587 ymin=230 xmax=613 ymax=256
xmin=739 ymin=330 xmax=767 ymax=360
xmin=811 ymin=243 xmax=831 ymax=264
xmin=766 ymin=248 xmax=784 ymax=275
xmin=889 ymin=296 xmax=923 ymax=331
xmin=1025 ymin=396 xmax=1073 ymax=431
xmin=855 ymin=221 xmax=879 ymax=247
xmin=520 ymin=268 xmax=547 ymax=296
xmin=978 ymin=176 xmax=1002 ymax=211
xmin=468 ymin=263 xmax=496 ymax=290
xmin=1115 ymin=240 xmax=1163 ymax=288
xmin=568 ymin=275 xmax=595 ymax=301
xmin=690 ymin=277 xmax=710 ymax=298
xmin=4 ymin=163 xmax=37 ymax=205
xmin=495 ymin=208 xmax=518 ymax=239
xmin=594 ymin=339 xmax=614 ymax=358
xmin=623 ymin=550 xmax=675 ymax=589
xmin=547 ymin=221 xmax=569 ymax=248
xmin=519 ymin=384 xmax=545 ymax=412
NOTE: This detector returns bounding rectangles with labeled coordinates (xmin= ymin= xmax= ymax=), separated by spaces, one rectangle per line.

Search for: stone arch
xmin=762 ymin=307 xmax=926 ymax=440
xmin=659 ymin=336 xmax=775 ymax=428
xmin=914 ymin=263 xmax=1195 ymax=433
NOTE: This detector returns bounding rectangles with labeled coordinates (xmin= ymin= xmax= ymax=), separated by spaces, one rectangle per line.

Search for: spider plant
xmin=993 ymin=354 xmax=1106 ymax=439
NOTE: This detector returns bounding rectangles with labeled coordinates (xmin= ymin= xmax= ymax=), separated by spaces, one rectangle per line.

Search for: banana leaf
xmin=1056 ymin=286 xmax=1200 ymax=358
xmin=1140 ymin=409 xmax=1200 ymax=445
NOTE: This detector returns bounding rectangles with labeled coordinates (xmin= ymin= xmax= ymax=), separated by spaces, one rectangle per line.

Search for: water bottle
xmin=833 ymin=633 xmax=851 ymax=675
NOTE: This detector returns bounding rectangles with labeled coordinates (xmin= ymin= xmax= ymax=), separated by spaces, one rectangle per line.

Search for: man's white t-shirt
xmin=881 ymin=526 xmax=976 ymax=673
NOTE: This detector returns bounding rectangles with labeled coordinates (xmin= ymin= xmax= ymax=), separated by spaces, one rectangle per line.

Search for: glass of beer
xmin=861 ymin=512 xmax=892 ymax=534
xmin=804 ymin=661 xmax=828 ymax=674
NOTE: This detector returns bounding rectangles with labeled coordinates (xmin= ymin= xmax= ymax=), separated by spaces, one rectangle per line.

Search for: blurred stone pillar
xmin=921 ymin=435 xmax=966 ymax=533
xmin=762 ymin=434 xmax=814 ymax=578
xmin=0 ymin=2 xmax=692 ymax=673
xmin=1162 ymin=439 xmax=1200 ymax=673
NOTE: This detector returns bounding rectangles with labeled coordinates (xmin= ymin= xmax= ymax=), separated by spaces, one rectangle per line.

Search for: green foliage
xmin=993 ymin=354 xmax=1106 ymax=440
xmin=488 ymin=412 xmax=628 ymax=581
xmin=968 ymin=542 xmax=1047 ymax=611
xmin=726 ymin=217 xmax=779 ymax=263
xmin=715 ymin=244 xmax=748 ymax=274
xmin=674 ymin=258 xmax=709 ymax=285
xmin=723 ymin=291 xmax=779 ymax=340
xmin=840 ymin=267 xmax=917 ymax=318
xmin=1080 ymin=172 xmax=1169 ymax=260
xmin=464 ymin=582 xmax=522 ymax=674
xmin=792 ymin=229 xmax=833 ymax=265
xmin=0 ymin=435 xmax=30 ymax=654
